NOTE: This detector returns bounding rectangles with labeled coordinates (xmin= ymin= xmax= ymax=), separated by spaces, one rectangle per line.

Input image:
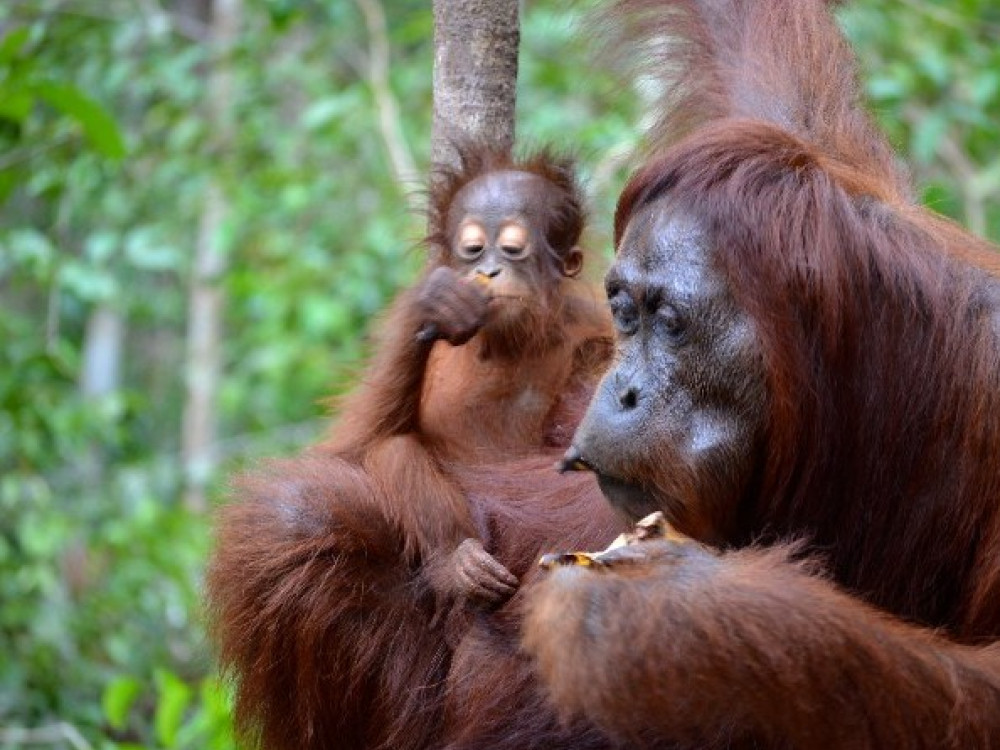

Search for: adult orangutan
xmin=206 ymin=144 xmax=620 ymax=750
xmin=523 ymin=1 xmax=1000 ymax=748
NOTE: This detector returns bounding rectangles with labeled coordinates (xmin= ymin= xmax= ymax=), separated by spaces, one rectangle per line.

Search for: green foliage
xmin=33 ymin=82 xmax=127 ymax=159
xmin=838 ymin=0 xmax=1000 ymax=237
xmin=99 ymin=671 xmax=235 ymax=750
xmin=0 ymin=0 xmax=995 ymax=747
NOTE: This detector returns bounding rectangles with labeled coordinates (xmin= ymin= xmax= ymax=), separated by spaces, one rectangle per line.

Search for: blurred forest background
xmin=1 ymin=0 xmax=998 ymax=747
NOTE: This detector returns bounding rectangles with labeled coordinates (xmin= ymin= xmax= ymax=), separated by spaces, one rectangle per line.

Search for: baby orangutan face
xmin=456 ymin=220 xmax=532 ymax=298
xmin=447 ymin=170 xmax=583 ymax=313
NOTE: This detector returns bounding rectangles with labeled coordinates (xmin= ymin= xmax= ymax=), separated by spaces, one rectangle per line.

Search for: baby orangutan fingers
xmin=417 ymin=267 xmax=490 ymax=345
xmin=452 ymin=537 xmax=519 ymax=607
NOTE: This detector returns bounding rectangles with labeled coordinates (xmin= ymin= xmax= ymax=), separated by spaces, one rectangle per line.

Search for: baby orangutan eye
xmin=458 ymin=222 xmax=487 ymax=260
xmin=498 ymin=223 xmax=531 ymax=260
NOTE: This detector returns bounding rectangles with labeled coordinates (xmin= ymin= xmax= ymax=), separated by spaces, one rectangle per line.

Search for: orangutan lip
xmin=557 ymin=448 xmax=658 ymax=519
xmin=557 ymin=445 xmax=594 ymax=473
xmin=595 ymin=473 xmax=660 ymax=522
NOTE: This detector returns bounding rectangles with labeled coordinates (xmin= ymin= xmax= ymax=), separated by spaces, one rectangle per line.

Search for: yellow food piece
xmin=538 ymin=551 xmax=601 ymax=570
xmin=537 ymin=511 xmax=697 ymax=572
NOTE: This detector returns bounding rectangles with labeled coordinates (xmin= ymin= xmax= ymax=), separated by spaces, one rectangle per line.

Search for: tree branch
xmin=353 ymin=0 xmax=420 ymax=202
xmin=0 ymin=723 xmax=93 ymax=750
xmin=936 ymin=134 xmax=988 ymax=238
xmin=894 ymin=0 xmax=1000 ymax=40
xmin=901 ymin=103 xmax=991 ymax=239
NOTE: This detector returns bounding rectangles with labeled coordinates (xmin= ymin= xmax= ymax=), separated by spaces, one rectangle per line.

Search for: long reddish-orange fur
xmin=206 ymin=144 xmax=622 ymax=750
xmin=523 ymin=1 xmax=1000 ymax=748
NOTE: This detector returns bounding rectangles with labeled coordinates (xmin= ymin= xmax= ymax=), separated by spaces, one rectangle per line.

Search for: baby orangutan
xmin=206 ymin=142 xmax=617 ymax=750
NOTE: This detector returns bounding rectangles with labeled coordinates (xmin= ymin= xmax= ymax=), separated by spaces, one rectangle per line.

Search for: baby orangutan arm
xmin=334 ymin=266 xmax=489 ymax=448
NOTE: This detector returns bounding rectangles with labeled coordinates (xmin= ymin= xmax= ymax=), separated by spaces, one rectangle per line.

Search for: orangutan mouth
xmin=558 ymin=446 xmax=660 ymax=522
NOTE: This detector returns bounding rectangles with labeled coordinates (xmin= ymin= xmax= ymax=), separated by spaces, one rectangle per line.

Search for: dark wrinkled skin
xmin=448 ymin=171 xmax=564 ymax=263
xmin=447 ymin=170 xmax=582 ymax=285
xmin=568 ymin=204 xmax=768 ymax=541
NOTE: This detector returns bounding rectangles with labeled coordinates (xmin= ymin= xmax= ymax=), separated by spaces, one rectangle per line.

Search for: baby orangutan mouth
xmin=538 ymin=511 xmax=698 ymax=570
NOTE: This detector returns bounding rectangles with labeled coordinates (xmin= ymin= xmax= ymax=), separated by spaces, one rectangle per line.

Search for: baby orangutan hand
xmin=450 ymin=537 xmax=519 ymax=608
xmin=416 ymin=267 xmax=490 ymax=345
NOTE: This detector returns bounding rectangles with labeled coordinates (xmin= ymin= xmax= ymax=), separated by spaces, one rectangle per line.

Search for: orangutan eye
xmin=609 ymin=288 xmax=639 ymax=336
xmin=459 ymin=244 xmax=485 ymax=259
xmin=457 ymin=223 xmax=487 ymax=260
xmin=498 ymin=224 xmax=530 ymax=260
xmin=657 ymin=304 xmax=686 ymax=338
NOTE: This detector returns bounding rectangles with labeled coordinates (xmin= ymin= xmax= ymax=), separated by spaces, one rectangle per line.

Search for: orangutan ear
xmin=562 ymin=247 xmax=584 ymax=278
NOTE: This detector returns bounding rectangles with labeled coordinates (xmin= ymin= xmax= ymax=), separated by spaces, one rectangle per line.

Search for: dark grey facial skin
xmin=568 ymin=202 xmax=768 ymax=538
xmin=446 ymin=170 xmax=557 ymax=279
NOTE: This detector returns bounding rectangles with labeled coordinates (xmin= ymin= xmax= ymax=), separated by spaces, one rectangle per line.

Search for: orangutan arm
xmin=524 ymin=540 xmax=1000 ymax=749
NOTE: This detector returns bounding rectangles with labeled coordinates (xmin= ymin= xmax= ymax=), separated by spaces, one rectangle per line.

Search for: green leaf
xmin=33 ymin=82 xmax=126 ymax=158
xmin=916 ymin=48 xmax=951 ymax=88
xmin=0 ymin=27 xmax=31 ymax=63
xmin=0 ymin=88 xmax=34 ymax=122
xmin=970 ymin=70 xmax=1000 ymax=108
xmin=910 ymin=111 xmax=949 ymax=165
xmin=102 ymin=676 xmax=142 ymax=731
xmin=199 ymin=677 xmax=233 ymax=719
xmin=155 ymin=669 xmax=193 ymax=748
xmin=59 ymin=260 xmax=117 ymax=301
xmin=302 ymin=96 xmax=351 ymax=131
xmin=5 ymin=228 xmax=55 ymax=278
xmin=124 ymin=227 xmax=180 ymax=272
xmin=866 ymin=76 xmax=906 ymax=102
xmin=0 ymin=168 xmax=17 ymax=207
xmin=84 ymin=231 xmax=119 ymax=264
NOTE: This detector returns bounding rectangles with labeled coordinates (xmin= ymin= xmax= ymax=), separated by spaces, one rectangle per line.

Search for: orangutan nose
xmin=618 ymin=385 xmax=640 ymax=410
xmin=478 ymin=264 xmax=502 ymax=278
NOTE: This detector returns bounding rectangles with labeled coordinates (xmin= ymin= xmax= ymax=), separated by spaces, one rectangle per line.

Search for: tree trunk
xmin=355 ymin=0 xmax=419 ymax=192
xmin=80 ymin=305 xmax=124 ymax=398
xmin=431 ymin=0 xmax=520 ymax=169
xmin=78 ymin=303 xmax=124 ymax=490
xmin=181 ymin=0 xmax=240 ymax=513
